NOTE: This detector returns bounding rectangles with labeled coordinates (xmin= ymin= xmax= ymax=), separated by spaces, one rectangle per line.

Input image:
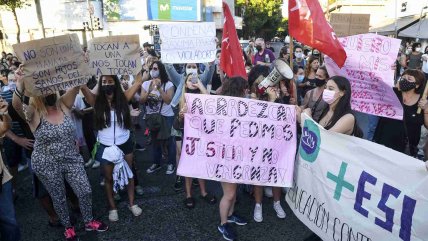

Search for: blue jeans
xmin=153 ymin=116 xmax=176 ymax=165
xmin=0 ymin=181 xmax=20 ymax=241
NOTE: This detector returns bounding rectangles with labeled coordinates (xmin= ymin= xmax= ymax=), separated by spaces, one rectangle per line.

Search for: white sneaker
xmin=108 ymin=209 xmax=119 ymax=222
xmin=264 ymin=187 xmax=273 ymax=198
xmin=135 ymin=185 xmax=144 ymax=196
xmin=92 ymin=161 xmax=100 ymax=169
xmin=253 ymin=203 xmax=263 ymax=222
xmin=165 ymin=164 xmax=175 ymax=175
xmin=129 ymin=204 xmax=142 ymax=217
xmin=273 ymin=201 xmax=286 ymax=219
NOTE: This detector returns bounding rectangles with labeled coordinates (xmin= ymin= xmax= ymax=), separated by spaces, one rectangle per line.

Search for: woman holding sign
xmin=81 ymin=72 xmax=144 ymax=223
xmin=12 ymin=68 xmax=109 ymax=241
xmin=175 ymin=73 xmax=217 ymax=209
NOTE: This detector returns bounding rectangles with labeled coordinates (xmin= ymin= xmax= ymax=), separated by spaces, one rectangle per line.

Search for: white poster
xmin=286 ymin=115 xmax=428 ymax=241
xmin=159 ymin=22 xmax=217 ymax=63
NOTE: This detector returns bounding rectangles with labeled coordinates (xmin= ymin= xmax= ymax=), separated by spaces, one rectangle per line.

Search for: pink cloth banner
xmin=177 ymin=94 xmax=297 ymax=187
xmin=325 ymin=33 xmax=403 ymax=120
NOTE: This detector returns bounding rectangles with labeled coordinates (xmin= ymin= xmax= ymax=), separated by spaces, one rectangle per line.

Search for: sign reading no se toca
xmin=159 ymin=22 xmax=217 ymax=63
xmin=12 ymin=34 xmax=90 ymax=97
xmin=88 ymin=35 xmax=142 ymax=76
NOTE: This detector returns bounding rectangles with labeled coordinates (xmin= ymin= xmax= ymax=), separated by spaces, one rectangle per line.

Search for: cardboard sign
xmin=286 ymin=115 xmax=428 ymax=241
xmin=88 ymin=35 xmax=142 ymax=76
xmin=159 ymin=22 xmax=217 ymax=63
xmin=325 ymin=33 xmax=403 ymax=120
xmin=12 ymin=34 xmax=90 ymax=96
xmin=330 ymin=13 xmax=370 ymax=37
xmin=177 ymin=94 xmax=297 ymax=187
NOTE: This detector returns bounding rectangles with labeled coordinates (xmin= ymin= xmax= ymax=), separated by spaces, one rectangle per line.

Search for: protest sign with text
xmin=88 ymin=35 xmax=142 ymax=76
xmin=12 ymin=34 xmax=90 ymax=96
xmin=159 ymin=22 xmax=216 ymax=63
xmin=286 ymin=115 xmax=428 ymax=241
xmin=325 ymin=33 xmax=403 ymax=120
xmin=177 ymin=94 xmax=296 ymax=187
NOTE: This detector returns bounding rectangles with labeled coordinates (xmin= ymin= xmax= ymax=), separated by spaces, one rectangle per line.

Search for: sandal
xmin=200 ymin=193 xmax=217 ymax=205
xmin=184 ymin=197 xmax=195 ymax=209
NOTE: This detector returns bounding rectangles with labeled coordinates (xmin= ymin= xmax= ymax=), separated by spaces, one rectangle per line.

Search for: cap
xmin=143 ymin=42 xmax=154 ymax=47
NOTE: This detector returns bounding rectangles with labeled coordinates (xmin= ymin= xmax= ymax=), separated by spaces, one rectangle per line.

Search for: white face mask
xmin=322 ymin=89 xmax=338 ymax=104
xmin=150 ymin=69 xmax=159 ymax=78
xmin=186 ymin=68 xmax=198 ymax=76
xmin=295 ymin=52 xmax=303 ymax=59
xmin=416 ymin=47 xmax=421 ymax=52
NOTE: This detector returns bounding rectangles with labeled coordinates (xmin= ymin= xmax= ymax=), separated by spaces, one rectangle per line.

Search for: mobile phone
xmin=191 ymin=74 xmax=198 ymax=84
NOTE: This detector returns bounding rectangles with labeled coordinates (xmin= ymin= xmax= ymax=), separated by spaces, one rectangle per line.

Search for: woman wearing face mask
xmin=81 ymin=72 xmax=144 ymax=223
xmin=141 ymin=61 xmax=176 ymax=174
xmin=13 ymin=70 xmax=109 ymax=241
xmin=300 ymin=66 xmax=330 ymax=121
xmin=405 ymin=43 xmax=423 ymax=70
xmin=298 ymin=57 xmax=319 ymax=101
xmin=174 ymin=74 xmax=217 ymax=208
xmin=374 ymin=70 xmax=428 ymax=157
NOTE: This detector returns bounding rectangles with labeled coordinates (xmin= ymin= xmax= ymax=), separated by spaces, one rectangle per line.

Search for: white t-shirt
xmin=142 ymin=80 xmax=174 ymax=117
xmin=97 ymin=111 xmax=130 ymax=146
xmin=71 ymin=94 xmax=86 ymax=146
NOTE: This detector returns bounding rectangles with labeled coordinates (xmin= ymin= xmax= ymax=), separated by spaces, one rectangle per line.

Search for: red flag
xmin=220 ymin=2 xmax=247 ymax=79
xmin=288 ymin=0 xmax=347 ymax=68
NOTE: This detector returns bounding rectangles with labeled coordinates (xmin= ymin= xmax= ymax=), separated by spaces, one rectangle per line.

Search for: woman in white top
xmin=140 ymin=61 xmax=176 ymax=175
xmin=81 ymin=73 xmax=143 ymax=222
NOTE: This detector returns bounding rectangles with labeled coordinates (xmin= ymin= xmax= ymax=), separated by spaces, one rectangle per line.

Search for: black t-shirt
xmin=373 ymin=88 xmax=424 ymax=156
xmin=300 ymin=77 xmax=316 ymax=99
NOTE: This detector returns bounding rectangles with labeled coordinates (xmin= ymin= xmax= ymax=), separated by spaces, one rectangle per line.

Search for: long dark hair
xmin=220 ymin=76 xmax=248 ymax=98
xmin=94 ymin=75 xmax=131 ymax=130
xmin=320 ymin=76 xmax=362 ymax=137
xmin=150 ymin=61 xmax=169 ymax=84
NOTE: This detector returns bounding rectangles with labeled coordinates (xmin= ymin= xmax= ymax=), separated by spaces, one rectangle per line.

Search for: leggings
xmin=33 ymin=159 xmax=93 ymax=227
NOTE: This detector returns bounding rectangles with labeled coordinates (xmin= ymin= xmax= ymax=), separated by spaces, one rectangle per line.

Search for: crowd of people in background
xmin=0 ymin=35 xmax=427 ymax=241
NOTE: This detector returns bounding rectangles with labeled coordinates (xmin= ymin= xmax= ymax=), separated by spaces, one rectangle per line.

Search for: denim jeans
xmin=153 ymin=116 xmax=176 ymax=165
xmin=0 ymin=181 xmax=20 ymax=241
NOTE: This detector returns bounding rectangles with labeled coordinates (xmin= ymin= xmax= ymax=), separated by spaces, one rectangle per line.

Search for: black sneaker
xmin=146 ymin=164 xmax=162 ymax=174
xmin=174 ymin=176 xmax=183 ymax=192
xmin=227 ymin=213 xmax=248 ymax=225
xmin=217 ymin=223 xmax=236 ymax=241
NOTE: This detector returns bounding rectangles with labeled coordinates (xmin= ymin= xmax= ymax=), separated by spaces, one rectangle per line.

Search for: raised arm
xmin=81 ymin=85 xmax=96 ymax=107
xmin=125 ymin=72 xmax=145 ymax=102
xmin=0 ymin=101 xmax=11 ymax=137
xmin=61 ymin=86 xmax=80 ymax=110
xmin=164 ymin=63 xmax=182 ymax=87
xmin=199 ymin=63 xmax=215 ymax=87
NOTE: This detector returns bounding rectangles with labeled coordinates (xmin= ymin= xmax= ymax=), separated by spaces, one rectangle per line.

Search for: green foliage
xmin=0 ymin=0 xmax=26 ymax=10
xmin=236 ymin=0 xmax=284 ymax=40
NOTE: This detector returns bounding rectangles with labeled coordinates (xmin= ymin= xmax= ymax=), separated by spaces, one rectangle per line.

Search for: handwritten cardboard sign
xmin=88 ymin=35 xmax=142 ymax=76
xmin=159 ymin=22 xmax=217 ymax=63
xmin=287 ymin=115 xmax=428 ymax=241
xmin=325 ymin=33 xmax=403 ymax=120
xmin=12 ymin=34 xmax=90 ymax=96
xmin=177 ymin=94 xmax=297 ymax=187
xmin=330 ymin=13 xmax=370 ymax=37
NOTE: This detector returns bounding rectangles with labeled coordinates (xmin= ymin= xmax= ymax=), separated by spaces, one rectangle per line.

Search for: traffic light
xmin=83 ymin=22 xmax=89 ymax=31
xmin=93 ymin=17 xmax=102 ymax=30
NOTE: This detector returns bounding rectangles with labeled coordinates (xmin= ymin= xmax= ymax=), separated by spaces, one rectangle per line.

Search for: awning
xmin=399 ymin=17 xmax=428 ymax=39
xmin=369 ymin=15 xmax=420 ymax=36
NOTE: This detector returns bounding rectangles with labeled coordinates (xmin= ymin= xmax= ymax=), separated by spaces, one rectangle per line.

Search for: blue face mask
xmin=296 ymin=75 xmax=304 ymax=83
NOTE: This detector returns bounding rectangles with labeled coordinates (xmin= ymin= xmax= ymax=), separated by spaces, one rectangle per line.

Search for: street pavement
xmin=13 ymin=116 xmax=312 ymax=241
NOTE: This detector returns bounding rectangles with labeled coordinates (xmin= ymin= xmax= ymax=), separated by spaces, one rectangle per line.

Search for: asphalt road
xmin=13 ymin=119 xmax=312 ymax=241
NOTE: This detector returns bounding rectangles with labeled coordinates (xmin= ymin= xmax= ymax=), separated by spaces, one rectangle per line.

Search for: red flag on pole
xmin=220 ymin=2 xmax=247 ymax=79
xmin=288 ymin=0 xmax=347 ymax=68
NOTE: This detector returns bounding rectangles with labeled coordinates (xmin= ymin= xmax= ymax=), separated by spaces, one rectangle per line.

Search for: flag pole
xmin=289 ymin=36 xmax=294 ymax=70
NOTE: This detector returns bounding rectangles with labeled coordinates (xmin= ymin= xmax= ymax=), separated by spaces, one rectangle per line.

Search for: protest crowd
xmin=1 ymin=2 xmax=428 ymax=241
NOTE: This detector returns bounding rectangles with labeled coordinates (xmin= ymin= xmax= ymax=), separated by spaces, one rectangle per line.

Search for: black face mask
xmin=44 ymin=94 xmax=57 ymax=106
xmin=399 ymin=78 xmax=417 ymax=92
xmin=186 ymin=88 xmax=200 ymax=94
xmin=102 ymin=85 xmax=115 ymax=96
xmin=314 ymin=78 xmax=326 ymax=87
xmin=256 ymin=45 xmax=262 ymax=51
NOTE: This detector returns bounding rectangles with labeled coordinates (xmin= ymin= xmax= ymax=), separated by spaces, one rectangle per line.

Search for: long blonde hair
xmin=30 ymin=93 xmax=61 ymax=117
xmin=179 ymin=74 xmax=193 ymax=111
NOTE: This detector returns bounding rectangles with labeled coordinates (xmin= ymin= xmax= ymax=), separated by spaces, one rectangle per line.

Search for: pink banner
xmin=325 ymin=33 xmax=403 ymax=120
xmin=177 ymin=94 xmax=297 ymax=187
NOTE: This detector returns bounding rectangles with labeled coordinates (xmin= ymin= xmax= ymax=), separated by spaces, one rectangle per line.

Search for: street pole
xmin=394 ymin=0 xmax=398 ymax=38
xmin=34 ymin=0 xmax=46 ymax=38
xmin=87 ymin=0 xmax=94 ymax=39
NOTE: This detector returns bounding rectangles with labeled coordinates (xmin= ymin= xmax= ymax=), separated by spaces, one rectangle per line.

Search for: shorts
xmin=95 ymin=137 xmax=134 ymax=164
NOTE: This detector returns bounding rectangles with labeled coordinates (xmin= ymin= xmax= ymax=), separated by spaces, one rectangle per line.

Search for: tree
xmin=237 ymin=0 xmax=284 ymax=40
xmin=0 ymin=0 xmax=29 ymax=43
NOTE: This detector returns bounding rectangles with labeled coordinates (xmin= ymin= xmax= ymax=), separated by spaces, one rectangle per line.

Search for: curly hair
xmin=220 ymin=76 xmax=248 ymax=98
